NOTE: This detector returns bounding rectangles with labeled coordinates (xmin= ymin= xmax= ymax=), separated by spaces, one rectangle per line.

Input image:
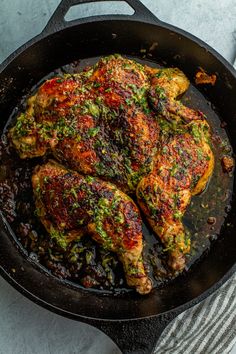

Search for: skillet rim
xmin=0 ymin=17 xmax=235 ymax=322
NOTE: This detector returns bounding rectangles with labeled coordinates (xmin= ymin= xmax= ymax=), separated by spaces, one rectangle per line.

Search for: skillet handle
xmin=86 ymin=313 xmax=176 ymax=354
xmin=42 ymin=0 xmax=160 ymax=34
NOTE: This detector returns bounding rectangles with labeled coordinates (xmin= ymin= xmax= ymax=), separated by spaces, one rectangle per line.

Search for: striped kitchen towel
xmin=155 ymin=272 xmax=236 ymax=354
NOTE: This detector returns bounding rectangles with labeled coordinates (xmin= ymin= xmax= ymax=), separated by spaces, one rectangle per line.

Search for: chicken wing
xmin=32 ymin=160 xmax=152 ymax=294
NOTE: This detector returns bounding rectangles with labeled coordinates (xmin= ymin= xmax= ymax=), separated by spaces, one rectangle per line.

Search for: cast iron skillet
xmin=0 ymin=0 xmax=236 ymax=353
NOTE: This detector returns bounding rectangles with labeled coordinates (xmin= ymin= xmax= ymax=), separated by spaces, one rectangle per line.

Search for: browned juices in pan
xmin=0 ymin=55 xmax=233 ymax=294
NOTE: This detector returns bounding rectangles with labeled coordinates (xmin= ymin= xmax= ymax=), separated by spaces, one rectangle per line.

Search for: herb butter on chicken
xmin=9 ymin=54 xmax=214 ymax=294
xmin=32 ymin=160 xmax=152 ymax=295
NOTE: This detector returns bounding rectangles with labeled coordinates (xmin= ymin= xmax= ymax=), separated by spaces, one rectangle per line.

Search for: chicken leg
xmin=137 ymin=69 xmax=214 ymax=271
xmin=32 ymin=160 xmax=152 ymax=294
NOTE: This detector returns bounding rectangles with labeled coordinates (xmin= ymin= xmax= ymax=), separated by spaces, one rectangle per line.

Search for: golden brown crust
xmin=10 ymin=54 xmax=215 ymax=285
xmin=32 ymin=160 xmax=152 ymax=294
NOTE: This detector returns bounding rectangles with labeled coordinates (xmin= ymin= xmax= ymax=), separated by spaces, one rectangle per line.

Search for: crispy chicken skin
xmin=10 ymin=54 xmax=215 ymax=287
xmin=10 ymin=55 xmax=159 ymax=193
xmin=137 ymin=127 xmax=214 ymax=270
xmin=137 ymin=69 xmax=214 ymax=270
xmin=32 ymin=160 xmax=152 ymax=295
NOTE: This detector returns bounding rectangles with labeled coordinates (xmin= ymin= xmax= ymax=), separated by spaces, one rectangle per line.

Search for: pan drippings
xmin=0 ymin=55 xmax=233 ymax=294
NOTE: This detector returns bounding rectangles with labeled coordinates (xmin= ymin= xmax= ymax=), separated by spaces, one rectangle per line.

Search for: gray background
xmin=0 ymin=0 xmax=236 ymax=353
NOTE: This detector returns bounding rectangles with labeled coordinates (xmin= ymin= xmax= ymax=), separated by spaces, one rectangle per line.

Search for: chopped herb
xmin=88 ymin=103 xmax=100 ymax=117
xmin=88 ymin=127 xmax=100 ymax=137
xmin=70 ymin=188 xmax=77 ymax=199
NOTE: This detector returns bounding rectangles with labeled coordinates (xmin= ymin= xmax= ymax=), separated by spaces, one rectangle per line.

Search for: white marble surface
xmin=0 ymin=1 xmax=236 ymax=353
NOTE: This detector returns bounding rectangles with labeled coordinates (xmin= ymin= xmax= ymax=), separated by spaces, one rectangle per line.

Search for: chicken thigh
xmin=32 ymin=160 xmax=152 ymax=294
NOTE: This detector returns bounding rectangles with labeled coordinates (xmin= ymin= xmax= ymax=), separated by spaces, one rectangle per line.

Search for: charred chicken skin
xmin=137 ymin=67 xmax=214 ymax=270
xmin=9 ymin=54 xmax=214 ymax=292
xmin=32 ymin=160 xmax=152 ymax=295
xmin=137 ymin=122 xmax=214 ymax=270
xmin=11 ymin=55 xmax=158 ymax=193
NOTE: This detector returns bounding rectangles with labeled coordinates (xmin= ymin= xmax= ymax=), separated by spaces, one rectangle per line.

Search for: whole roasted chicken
xmin=9 ymin=55 xmax=214 ymax=294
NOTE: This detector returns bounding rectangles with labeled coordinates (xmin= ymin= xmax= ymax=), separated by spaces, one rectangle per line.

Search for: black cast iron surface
xmin=0 ymin=1 xmax=236 ymax=353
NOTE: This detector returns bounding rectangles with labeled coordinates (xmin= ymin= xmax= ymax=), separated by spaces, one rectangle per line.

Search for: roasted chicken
xmin=32 ymin=160 xmax=152 ymax=295
xmin=10 ymin=55 xmax=159 ymax=193
xmin=137 ymin=122 xmax=214 ymax=270
xmin=9 ymin=54 xmax=214 ymax=292
xmin=137 ymin=68 xmax=214 ymax=270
